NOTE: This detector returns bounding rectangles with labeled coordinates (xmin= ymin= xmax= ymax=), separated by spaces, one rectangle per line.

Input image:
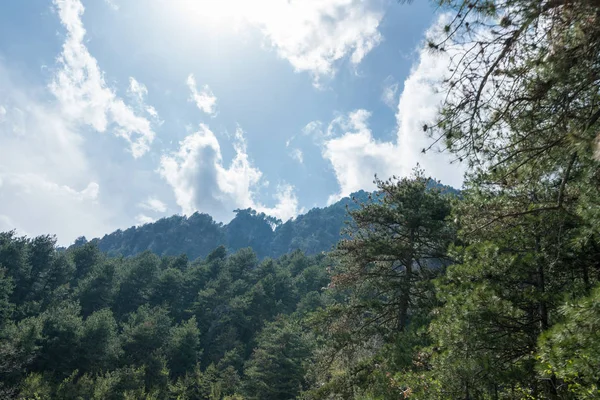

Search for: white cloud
xmin=159 ymin=124 xmax=299 ymax=222
xmin=104 ymin=0 xmax=119 ymax=10
xmin=381 ymin=75 xmax=399 ymax=109
xmin=51 ymin=0 xmax=156 ymax=158
xmin=187 ymin=74 xmax=217 ymax=116
xmin=1 ymin=174 xmax=99 ymax=202
xmin=0 ymin=67 xmax=151 ymax=243
xmin=394 ymin=17 xmax=465 ymax=186
xmin=128 ymin=78 xmax=162 ymax=123
xmin=146 ymin=106 xmax=159 ymax=118
xmin=135 ymin=214 xmax=155 ymax=225
xmin=303 ymin=120 xmax=324 ymax=137
xmin=316 ymin=16 xmax=465 ymax=203
xmin=0 ymin=172 xmax=110 ymax=243
xmin=128 ymin=77 xmax=148 ymax=102
xmin=257 ymin=184 xmax=304 ymax=222
xmin=138 ymin=196 xmax=168 ymax=213
xmin=321 ymin=110 xmax=406 ymax=203
xmin=0 ymin=105 xmax=6 ymax=121
xmin=0 ymin=65 xmax=114 ymax=243
xmin=0 ymin=0 xmax=158 ymax=245
xmin=0 ymin=215 xmax=27 ymax=237
xmin=251 ymin=0 xmax=384 ymax=84
xmin=290 ymin=148 xmax=304 ymax=164
xmin=0 ymin=70 xmax=89 ymax=184
xmin=176 ymin=0 xmax=385 ymax=84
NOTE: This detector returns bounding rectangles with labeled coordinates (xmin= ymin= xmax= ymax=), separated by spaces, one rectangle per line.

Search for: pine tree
xmin=243 ymin=317 xmax=312 ymax=400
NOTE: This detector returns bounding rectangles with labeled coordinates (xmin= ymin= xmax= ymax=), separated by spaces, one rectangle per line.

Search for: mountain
xmin=76 ymin=182 xmax=458 ymax=261
xmin=74 ymin=191 xmax=369 ymax=261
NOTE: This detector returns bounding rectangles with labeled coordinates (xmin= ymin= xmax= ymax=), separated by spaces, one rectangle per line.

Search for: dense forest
xmin=0 ymin=229 xmax=332 ymax=399
xmin=79 ymin=183 xmax=456 ymax=261
xmin=2 ymin=0 xmax=600 ymax=398
xmin=79 ymin=190 xmax=372 ymax=260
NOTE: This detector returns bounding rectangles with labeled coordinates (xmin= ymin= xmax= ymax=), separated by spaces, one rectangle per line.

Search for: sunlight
xmin=174 ymin=0 xmax=259 ymax=29
xmin=165 ymin=0 xmax=385 ymax=79
xmin=168 ymin=0 xmax=329 ymax=39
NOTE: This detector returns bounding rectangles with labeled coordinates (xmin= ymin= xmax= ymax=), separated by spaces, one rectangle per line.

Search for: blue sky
xmin=0 ymin=0 xmax=464 ymax=244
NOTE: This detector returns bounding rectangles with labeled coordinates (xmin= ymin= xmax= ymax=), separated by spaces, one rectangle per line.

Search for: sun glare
xmin=175 ymin=0 xmax=259 ymax=28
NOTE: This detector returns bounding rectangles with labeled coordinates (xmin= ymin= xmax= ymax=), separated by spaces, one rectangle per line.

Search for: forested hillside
xmin=83 ymin=190 xmax=372 ymax=261
xmin=79 ymin=181 xmax=458 ymax=262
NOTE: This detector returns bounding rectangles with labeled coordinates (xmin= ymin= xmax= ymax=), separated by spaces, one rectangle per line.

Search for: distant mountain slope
xmin=77 ymin=182 xmax=457 ymax=261
xmin=79 ymin=191 xmax=368 ymax=260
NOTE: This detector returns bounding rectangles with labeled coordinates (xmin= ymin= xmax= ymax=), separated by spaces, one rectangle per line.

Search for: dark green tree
xmin=78 ymin=309 xmax=121 ymax=374
xmin=150 ymin=267 xmax=186 ymax=320
xmin=306 ymin=171 xmax=455 ymax=398
xmin=538 ymin=284 xmax=600 ymax=399
xmin=120 ymin=305 xmax=171 ymax=367
xmin=114 ymin=252 xmax=160 ymax=317
xmin=70 ymin=242 xmax=102 ymax=280
xmin=243 ymin=317 xmax=312 ymax=400
xmin=34 ymin=301 xmax=83 ymax=380
xmin=76 ymin=261 xmax=118 ymax=317
xmin=401 ymin=0 xmax=600 ymax=398
xmin=0 ymin=267 xmax=14 ymax=329
xmin=167 ymin=316 xmax=201 ymax=379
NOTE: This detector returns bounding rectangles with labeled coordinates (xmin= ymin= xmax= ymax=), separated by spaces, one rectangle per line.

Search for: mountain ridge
xmin=74 ymin=182 xmax=458 ymax=261
xmin=74 ymin=190 xmax=370 ymax=261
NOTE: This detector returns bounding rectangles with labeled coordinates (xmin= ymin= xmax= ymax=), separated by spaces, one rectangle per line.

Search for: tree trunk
xmin=397 ymin=230 xmax=415 ymax=332
xmin=397 ymin=262 xmax=411 ymax=332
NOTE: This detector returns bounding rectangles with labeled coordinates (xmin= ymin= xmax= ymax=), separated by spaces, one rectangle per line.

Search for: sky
xmin=0 ymin=0 xmax=464 ymax=245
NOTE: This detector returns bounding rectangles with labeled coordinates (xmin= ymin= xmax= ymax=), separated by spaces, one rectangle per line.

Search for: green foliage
xmin=79 ymin=309 xmax=121 ymax=374
xmin=87 ymin=190 xmax=426 ymax=260
xmin=120 ymin=305 xmax=171 ymax=366
xmin=36 ymin=302 xmax=83 ymax=379
xmin=18 ymin=373 xmax=52 ymax=400
xmin=300 ymin=2 xmax=600 ymax=397
xmin=243 ymin=317 xmax=312 ymax=400
xmin=538 ymin=285 xmax=600 ymax=399
xmin=0 ymin=267 xmax=14 ymax=328
xmin=304 ymin=171 xmax=454 ymax=398
xmin=71 ymin=242 xmax=102 ymax=280
xmin=0 ymin=230 xmax=330 ymax=399
xmin=387 ymin=0 xmax=600 ymax=398
xmin=76 ymin=261 xmax=117 ymax=317
xmin=114 ymin=252 xmax=161 ymax=317
xmin=167 ymin=317 xmax=201 ymax=378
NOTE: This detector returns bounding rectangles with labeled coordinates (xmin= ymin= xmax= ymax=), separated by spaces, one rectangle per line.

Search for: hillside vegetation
xmin=80 ymin=182 xmax=458 ymax=262
xmin=82 ymin=190 xmax=371 ymax=261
